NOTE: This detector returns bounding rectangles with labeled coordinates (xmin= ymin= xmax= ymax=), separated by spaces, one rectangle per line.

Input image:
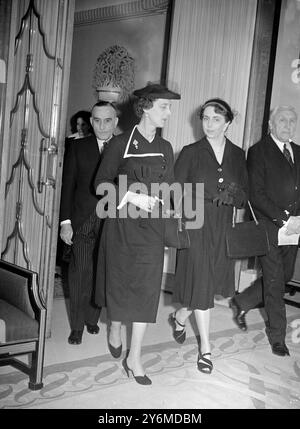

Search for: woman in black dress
xmin=170 ymin=98 xmax=248 ymax=374
xmin=94 ymin=83 xmax=180 ymax=385
xmin=65 ymin=110 xmax=93 ymax=153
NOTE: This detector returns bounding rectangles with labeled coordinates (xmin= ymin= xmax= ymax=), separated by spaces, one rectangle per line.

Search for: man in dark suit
xmin=60 ymin=101 xmax=119 ymax=344
xmin=230 ymin=105 xmax=299 ymax=356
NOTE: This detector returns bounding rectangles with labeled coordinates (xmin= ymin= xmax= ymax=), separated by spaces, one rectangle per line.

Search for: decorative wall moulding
xmin=74 ymin=0 xmax=169 ymax=26
xmin=97 ymin=85 xmax=122 ymax=102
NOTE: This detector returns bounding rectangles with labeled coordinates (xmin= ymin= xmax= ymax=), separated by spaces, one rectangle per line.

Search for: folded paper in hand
xmin=278 ymin=217 xmax=300 ymax=246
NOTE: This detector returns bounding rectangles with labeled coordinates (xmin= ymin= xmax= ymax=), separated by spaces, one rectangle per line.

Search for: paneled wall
xmin=243 ymin=0 xmax=276 ymax=153
xmin=163 ymin=0 xmax=258 ymax=155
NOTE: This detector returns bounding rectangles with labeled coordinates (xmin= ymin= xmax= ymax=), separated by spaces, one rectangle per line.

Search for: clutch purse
xmin=164 ymin=212 xmax=190 ymax=249
xmin=226 ymin=201 xmax=270 ymax=259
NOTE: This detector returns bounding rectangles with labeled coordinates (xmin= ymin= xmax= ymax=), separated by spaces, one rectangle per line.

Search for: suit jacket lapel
xmin=268 ymin=136 xmax=300 ymax=187
xmin=88 ymin=135 xmax=101 ymax=160
xmin=291 ymin=141 xmax=300 ymax=184
xmin=268 ymin=135 xmax=293 ymax=168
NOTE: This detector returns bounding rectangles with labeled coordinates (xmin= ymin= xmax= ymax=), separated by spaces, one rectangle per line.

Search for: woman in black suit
xmin=170 ymin=98 xmax=248 ymax=373
xmin=94 ymin=83 xmax=180 ymax=385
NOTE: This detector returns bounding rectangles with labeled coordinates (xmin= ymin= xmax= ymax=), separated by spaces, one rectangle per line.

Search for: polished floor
xmin=1 ymin=273 xmax=300 ymax=409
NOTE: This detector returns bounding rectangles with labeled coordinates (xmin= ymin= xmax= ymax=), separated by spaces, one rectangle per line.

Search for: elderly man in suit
xmin=230 ymin=105 xmax=299 ymax=357
xmin=60 ymin=101 xmax=119 ymax=345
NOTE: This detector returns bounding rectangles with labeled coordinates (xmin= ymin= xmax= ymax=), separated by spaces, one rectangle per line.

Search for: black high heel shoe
xmin=169 ymin=311 xmax=186 ymax=344
xmin=197 ymin=352 xmax=213 ymax=374
xmin=108 ymin=327 xmax=122 ymax=359
xmin=108 ymin=342 xmax=122 ymax=359
xmin=122 ymin=359 xmax=152 ymax=385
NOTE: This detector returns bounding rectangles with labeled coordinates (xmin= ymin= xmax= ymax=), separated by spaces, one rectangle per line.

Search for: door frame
xmin=0 ymin=0 xmax=76 ymax=336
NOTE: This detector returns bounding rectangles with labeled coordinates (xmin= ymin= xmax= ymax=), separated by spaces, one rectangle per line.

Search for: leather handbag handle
xmin=232 ymin=201 xmax=259 ymax=228
xmin=178 ymin=217 xmax=182 ymax=231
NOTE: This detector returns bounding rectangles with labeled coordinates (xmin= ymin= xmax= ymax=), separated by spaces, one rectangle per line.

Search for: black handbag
xmin=164 ymin=212 xmax=190 ymax=249
xmin=226 ymin=201 xmax=270 ymax=259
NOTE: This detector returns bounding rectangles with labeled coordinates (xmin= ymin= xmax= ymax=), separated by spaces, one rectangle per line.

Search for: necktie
xmin=283 ymin=144 xmax=293 ymax=167
xmin=98 ymin=140 xmax=108 ymax=154
xmin=102 ymin=141 xmax=107 ymax=152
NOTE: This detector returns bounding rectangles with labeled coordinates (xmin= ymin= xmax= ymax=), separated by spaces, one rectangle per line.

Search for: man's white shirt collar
xmin=96 ymin=138 xmax=110 ymax=153
xmin=270 ymin=134 xmax=294 ymax=162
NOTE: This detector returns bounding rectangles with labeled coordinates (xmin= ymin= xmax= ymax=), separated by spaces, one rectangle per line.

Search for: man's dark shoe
xmin=86 ymin=323 xmax=100 ymax=335
xmin=68 ymin=330 xmax=83 ymax=345
xmin=229 ymin=297 xmax=247 ymax=331
xmin=271 ymin=342 xmax=290 ymax=356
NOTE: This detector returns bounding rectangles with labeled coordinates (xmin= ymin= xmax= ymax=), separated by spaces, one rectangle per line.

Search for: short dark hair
xmin=91 ymin=101 xmax=119 ymax=116
xmin=199 ymin=98 xmax=234 ymax=123
xmin=133 ymin=97 xmax=154 ymax=118
xmin=70 ymin=110 xmax=91 ymax=133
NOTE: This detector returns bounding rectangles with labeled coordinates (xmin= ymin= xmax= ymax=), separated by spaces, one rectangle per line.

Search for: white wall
xmin=271 ymin=0 xmax=300 ymax=142
xmin=163 ymin=0 xmax=258 ymax=155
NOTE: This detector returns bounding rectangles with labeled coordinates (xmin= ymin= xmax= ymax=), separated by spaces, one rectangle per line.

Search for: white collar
xmin=271 ymin=133 xmax=292 ymax=149
xmin=96 ymin=137 xmax=112 ymax=153
xmin=123 ymin=125 xmax=163 ymax=158
xmin=271 ymin=134 xmax=294 ymax=161
xmin=97 ymin=137 xmax=110 ymax=144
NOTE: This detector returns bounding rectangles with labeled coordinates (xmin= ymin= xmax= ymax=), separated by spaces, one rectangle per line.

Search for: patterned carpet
xmin=1 ymin=317 xmax=300 ymax=409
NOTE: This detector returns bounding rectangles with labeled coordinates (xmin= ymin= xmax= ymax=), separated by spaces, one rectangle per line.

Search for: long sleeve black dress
xmin=94 ymin=126 xmax=175 ymax=323
xmin=173 ymin=137 xmax=248 ymax=310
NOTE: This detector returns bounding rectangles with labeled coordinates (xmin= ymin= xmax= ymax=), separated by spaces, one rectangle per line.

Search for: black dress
xmin=94 ymin=126 xmax=175 ymax=323
xmin=173 ymin=137 xmax=248 ymax=310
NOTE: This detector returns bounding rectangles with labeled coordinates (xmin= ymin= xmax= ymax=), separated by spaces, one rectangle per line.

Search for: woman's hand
xmin=285 ymin=216 xmax=300 ymax=235
xmin=213 ymin=182 xmax=246 ymax=208
xmin=127 ymin=191 xmax=161 ymax=212
xmin=213 ymin=188 xmax=234 ymax=206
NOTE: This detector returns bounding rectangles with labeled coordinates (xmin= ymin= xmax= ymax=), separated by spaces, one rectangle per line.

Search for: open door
xmin=0 ymin=0 xmax=75 ymax=335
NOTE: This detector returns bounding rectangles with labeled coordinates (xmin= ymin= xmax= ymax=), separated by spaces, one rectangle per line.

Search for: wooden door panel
xmin=3 ymin=0 xmax=59 ymax=272
xmin=1 ymin=0 xmax=75 ymax=333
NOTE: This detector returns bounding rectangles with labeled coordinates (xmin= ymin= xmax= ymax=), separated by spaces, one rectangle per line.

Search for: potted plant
xmin=93 ymin=45 xmax=135 ymax=103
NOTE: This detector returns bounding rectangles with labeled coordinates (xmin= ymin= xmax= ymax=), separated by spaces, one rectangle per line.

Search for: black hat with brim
xmin=133 ymin=83 xmax=181 ymax=100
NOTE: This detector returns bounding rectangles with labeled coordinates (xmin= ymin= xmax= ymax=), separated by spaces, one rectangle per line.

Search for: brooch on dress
xmin=133 ymin=139 xmax=139 ymax=150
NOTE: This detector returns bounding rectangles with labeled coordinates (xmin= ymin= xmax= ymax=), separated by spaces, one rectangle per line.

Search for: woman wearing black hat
xmin=94 ymin=83 xmax=180 ymax=385
xmin=170 ymin=98 xmax=248 ymax=374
